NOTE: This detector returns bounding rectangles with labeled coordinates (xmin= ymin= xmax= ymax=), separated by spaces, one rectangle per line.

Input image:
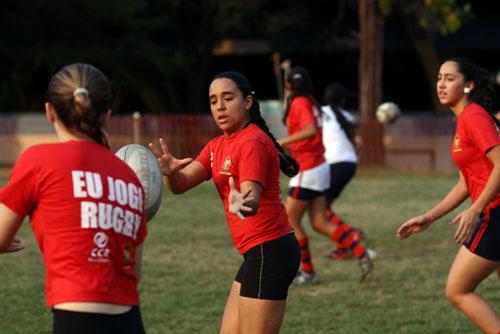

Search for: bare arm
xmin=396 ymin=172 xmax=469 ymax=239
xmin=0 ymin=203 xmax=25 ymax=253
xmin=163 ymin=161 xmax=208 ymax=194
xmin=467 ymin=145 xmax=500 ymax=214
xmin=228 ymin=178 xmax=263 ymax=219
xmin=424 ymin=171 xmax=469 ymax=222
xmin=278 ymin=123 xmax=317 ymax=147
xmin=452 ymin=145 xmax=500 ymax=243
xmin=149 ymin=138 xmax=209 ymax=194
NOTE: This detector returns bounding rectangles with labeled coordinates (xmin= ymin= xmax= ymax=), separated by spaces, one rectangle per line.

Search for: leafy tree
xmin=356 ymin=0 xmax=471 ymax=165
xmin=0 ymin=0 xmax=474 ymax=120
xmin=0 ymin=0 xmax=254 ymax=114
xmin=393 ymin=0 xmax=472 ymax=111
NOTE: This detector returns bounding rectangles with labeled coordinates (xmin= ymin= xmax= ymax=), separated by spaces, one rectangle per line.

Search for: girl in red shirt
xmin=279 ymin=67 xmax=373 ymax=284
xmin=149 ymin=71 xmax=300 ymax=334
xmin=397 ymin=57 xmax=500 ymax=333
xmin=0 ymin=64 xmax=147 ymax=333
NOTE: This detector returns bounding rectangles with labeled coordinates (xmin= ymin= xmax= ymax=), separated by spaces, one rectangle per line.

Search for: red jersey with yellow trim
xmin=0 ymin=141 xmax=147 ymax=307
xmin=451 ymin=103 xmax=500 ymax=209
xmin=196 ymin=123 xmax=291 ymax=254
xmin=287 ymin=96 xmax=325 ymax=171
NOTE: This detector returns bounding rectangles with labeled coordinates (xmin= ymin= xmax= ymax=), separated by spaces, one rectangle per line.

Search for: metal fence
xmin=0 ymin=111 xmax=457 ymax=171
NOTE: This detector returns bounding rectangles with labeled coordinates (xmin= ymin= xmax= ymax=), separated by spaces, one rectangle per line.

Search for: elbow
xmin=304 ymin=126 xmax=317 ymax=138
xmin=246 ymin=210 xmax=258 ymax=217
xmin=244 ymin=204 xmax=260 ymax=217
xmin=168 ymin=186 xmax=186 ymax=195
xmin=164 ymin=178 xmax=186 ymax=194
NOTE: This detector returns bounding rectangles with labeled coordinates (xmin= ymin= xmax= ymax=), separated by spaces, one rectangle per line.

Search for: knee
xmin=310 ymin=218 xmax=325 ymax=233
xmin=444 ymin=285 xmax=458 ymax=306
xmin=444 ymin=284 xmax=469 ymax=307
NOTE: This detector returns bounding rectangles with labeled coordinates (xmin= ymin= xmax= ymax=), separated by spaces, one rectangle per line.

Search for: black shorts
xmin=52 ymin=306 xmax=145 ymax=334
xmin=235 ymin=233 xmax=300 ymax=300
xmin=325 ymin=162 xmax=357 ymax=201
xmin=288 ymin=187 xmax=324 ymax=201
xmin=465 ymin=206 xmax=500 ymax=262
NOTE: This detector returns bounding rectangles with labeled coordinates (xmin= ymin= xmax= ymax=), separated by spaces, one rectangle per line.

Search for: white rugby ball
xmin=116 ymin=144 xmax=163 ymax=221
xmin=376 ymin=102 xmax=401 ymax=125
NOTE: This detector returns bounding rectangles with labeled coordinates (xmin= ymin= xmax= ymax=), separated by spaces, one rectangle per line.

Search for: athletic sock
xmin=330 ymin=228 xmax=367 ymax=260
xmin=326 ymin=209 xmax=353 ymax=230
xmin=297 ymin=236 xmax=314 ymax=272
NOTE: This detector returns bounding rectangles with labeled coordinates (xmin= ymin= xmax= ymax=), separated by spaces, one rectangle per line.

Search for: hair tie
xmin=293 ymin=73 xmax=302 ymax=80
xmin=73 ymin=87 xmax=89 ymax=97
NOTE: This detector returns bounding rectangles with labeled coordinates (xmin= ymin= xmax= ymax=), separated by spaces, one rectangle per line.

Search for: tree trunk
xmin=358 ymin=0 xmax=385 ymax=166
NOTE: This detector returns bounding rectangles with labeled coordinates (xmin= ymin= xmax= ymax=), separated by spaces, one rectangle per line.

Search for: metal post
xmin=132 ymin=112 xmax=141 ymax=144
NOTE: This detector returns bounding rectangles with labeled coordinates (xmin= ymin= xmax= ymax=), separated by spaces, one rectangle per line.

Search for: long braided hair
xmin=213 ymin=71 xmax=299 ymax=177
xmin=45 ymin=63 xmax=113 ymax=148
xmin=446 ymin=57 xmax=499 ymax=126
xmin=323 ymin=82 xmax=357 ymax=149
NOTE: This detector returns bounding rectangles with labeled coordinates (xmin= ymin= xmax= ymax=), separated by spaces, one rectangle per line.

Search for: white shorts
xmin=288 ymin=162 xmax=330 ymax=192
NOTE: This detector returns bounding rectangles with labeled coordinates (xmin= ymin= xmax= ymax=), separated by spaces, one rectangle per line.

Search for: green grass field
xmin=1 ymin=170 xmax=497 ymax=333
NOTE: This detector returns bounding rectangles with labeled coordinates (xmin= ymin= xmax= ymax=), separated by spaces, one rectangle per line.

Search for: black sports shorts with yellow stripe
xmin=235 ymin=233 xmax=300 ymax=300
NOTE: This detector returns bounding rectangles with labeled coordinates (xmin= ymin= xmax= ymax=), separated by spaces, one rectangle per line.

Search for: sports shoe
xmin=327 ymin=249 xmax=353 ymax=260
xmin=366 ymin=248 xmax=378 ymax=259
xmin=293 ymin=270 xmax=319 ymax=285
xmin=359 ymin=253 xmax=373 ymax=283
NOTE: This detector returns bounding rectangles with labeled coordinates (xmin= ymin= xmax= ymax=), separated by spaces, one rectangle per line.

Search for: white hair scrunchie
xmin=73 ymin=87 xmax=89 ymax=97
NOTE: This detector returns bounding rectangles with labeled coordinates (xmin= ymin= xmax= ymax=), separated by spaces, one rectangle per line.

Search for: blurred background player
xmin=149 ymin=71 xmax=300 ymax=334
xmin=278 ymin=67 xmax=373 ymax=284
xmin=0 ymin=63 xmax=148 ymax=334
xmin=321 ymin=82 xmax=375 ymax=260
xmin=397 ymin=57 xmax=500 ymax=334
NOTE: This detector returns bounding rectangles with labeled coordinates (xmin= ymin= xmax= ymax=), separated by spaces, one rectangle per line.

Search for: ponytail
xmin=249 ymin=95 xmax=299 ymax=177
xmin=73 ymin=87 xmax=109 ymax=148
xmin=46 ymin=63 xmax=112 ymax=148
xmin=447 ymin=57 xmax=499 ymax=126
xmin=323 ymin=82 xmax=357 ymax=148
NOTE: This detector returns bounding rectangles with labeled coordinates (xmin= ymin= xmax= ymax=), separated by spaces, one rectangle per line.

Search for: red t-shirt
xmin=196 ymin=124 xmax=291 ymax=254
xmin=451 ymin=103 xmax=500 ymax=210
xmin=286 ymin=96 xmax=325 ymax=170
xmin=0 ymin=141 xmax=147 ymax=307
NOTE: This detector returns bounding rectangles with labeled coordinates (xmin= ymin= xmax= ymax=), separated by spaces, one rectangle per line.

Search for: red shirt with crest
xmin=451 ymin=103 xmax=500 ymax=210
xmin=195 ymin=124 xmax=291 ymax=254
